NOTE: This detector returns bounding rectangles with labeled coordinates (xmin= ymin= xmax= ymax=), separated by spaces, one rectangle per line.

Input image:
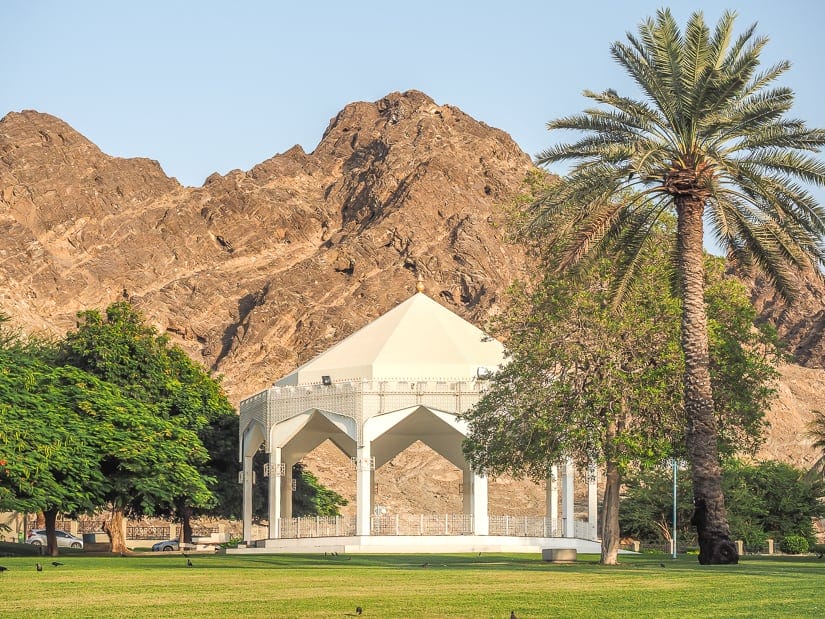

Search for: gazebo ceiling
xmin=275 ymin=293 xmax=505 ymax=386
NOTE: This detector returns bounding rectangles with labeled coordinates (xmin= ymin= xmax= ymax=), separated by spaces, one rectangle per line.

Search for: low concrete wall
xmin=229 ymin=535 xmax=603 ymax=555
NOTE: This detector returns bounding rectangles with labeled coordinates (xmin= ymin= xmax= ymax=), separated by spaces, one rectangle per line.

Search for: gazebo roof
xmin=275 ymin=292 xmax=505 ymax=386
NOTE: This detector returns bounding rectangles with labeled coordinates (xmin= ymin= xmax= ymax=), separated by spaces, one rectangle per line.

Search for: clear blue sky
xmin=2 ymin=1 xmax=824 ymax=189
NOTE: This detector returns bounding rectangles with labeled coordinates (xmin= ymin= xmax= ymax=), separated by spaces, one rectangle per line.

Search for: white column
xmin=470 ymin=472 xmax=489 ymax=535
xmin=268 ymin=448 xmax=281 ymax=539
xmin=242 ymin=455 xmax=253 ymax=542
xmin=587 ymin=463 xmax=598 ymax=540
xmin=355 ymin=444 xmax=372 ymax=536
xmin=562 ymin=458 xmax=575 ymax=538
xmin=282 ymin=460 xmax=293 ymax=519
xmin=462 ymin=475 xmax=471 ymax=514
xmin=546 ymin=465 xmax=559 ymax=536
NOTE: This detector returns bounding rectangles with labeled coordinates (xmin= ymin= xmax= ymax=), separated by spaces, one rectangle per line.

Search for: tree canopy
xmin=59 ymin=302 xmax=236 ymax=546
xmin=0 ymin=305 xmax=235 ymax=554
xmin=463 ymin=198 xmax=778 ymax=563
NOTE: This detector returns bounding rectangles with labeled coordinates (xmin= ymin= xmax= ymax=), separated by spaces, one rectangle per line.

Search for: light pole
xmin=671 ymin=458 xmax=678 ymax=559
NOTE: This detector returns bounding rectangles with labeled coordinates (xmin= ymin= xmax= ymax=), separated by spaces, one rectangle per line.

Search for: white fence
xmin=278 ymin=516 xmax=356 ymax=538
xmin=372 ymin=514 xmax=473 ymax=536
xmin=488 ymin=516 xmax=564 ymax=538
xmin=276 ymin=514 xmax=595 ymax=540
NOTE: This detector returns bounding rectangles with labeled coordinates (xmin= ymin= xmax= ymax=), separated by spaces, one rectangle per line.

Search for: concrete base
xmin=227 ymin=535 xmax=602 ymax=555
xmin=542 ymin=547 xmax=577 ymax=562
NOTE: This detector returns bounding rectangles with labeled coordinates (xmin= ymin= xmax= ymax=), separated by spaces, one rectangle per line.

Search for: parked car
xmin=26 ymin=529 xmax=84 ymax=549
xmin=151 ymin=539 xmax=179 ymax=552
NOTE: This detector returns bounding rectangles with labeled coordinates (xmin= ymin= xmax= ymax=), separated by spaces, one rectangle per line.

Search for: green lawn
xmin=0 ymin=552 xmax=822 ymax=618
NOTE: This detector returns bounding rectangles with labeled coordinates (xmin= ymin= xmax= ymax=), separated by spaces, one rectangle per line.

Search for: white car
xmin=26 ymin=529 xmax=84 ymax=549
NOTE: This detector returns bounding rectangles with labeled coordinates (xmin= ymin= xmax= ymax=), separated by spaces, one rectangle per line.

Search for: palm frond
xmin=739 ymin=151 xmax=825 ymax=186
xmin=604 ymin=198 xmax=675 ymax=307
xmin=611 ymin=37 xmax=679 ymax=128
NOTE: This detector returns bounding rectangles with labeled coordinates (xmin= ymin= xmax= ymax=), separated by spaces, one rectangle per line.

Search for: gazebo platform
xmin=227 ymin=535 xmax=603 ymax=555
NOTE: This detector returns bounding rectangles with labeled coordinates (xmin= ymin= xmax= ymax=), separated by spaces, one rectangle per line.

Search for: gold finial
xmin=416 ymin=273 xmax=425 ymax=293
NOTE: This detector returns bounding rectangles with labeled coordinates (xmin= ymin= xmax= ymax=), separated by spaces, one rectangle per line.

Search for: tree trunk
xmin=103 ymin=506 xmax=128 ymax=555
xmin=178 ymin=501 xmax=193 ymax=545
xmin=600 ymin=457 xmax=621 ymax=565
xmin=43 ymin=509 xmax=59 ymax=557
xmin=676 ymin=196 xmax=738 ymax=565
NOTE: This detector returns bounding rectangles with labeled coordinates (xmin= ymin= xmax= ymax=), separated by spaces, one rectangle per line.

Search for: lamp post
xmin=671 ymin=458 xmax=678 ymax=559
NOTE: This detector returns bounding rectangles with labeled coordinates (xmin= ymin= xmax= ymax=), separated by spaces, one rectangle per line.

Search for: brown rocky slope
xmin=1 ymin=91 xmax=823 ymax=516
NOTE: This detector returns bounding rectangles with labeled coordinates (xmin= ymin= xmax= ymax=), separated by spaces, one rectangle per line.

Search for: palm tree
xmin=533 ymin=9 xmax=825 ymax=564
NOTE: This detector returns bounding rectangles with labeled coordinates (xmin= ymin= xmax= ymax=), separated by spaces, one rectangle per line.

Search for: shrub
xmin=737 ymin=524 xmax=769 ymax=553
xmin=780 ymin=535 xmax=809 ymax=554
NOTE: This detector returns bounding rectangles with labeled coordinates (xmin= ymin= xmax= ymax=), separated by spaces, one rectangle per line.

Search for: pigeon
xmin=356 ymin=607 xmax=363 ymax=616
xmin=51 ymin=561 xmax=64 ymax=567
xmin=36 ymin=563 xmax=42 ymax=572
xmin=187 ymin=559 xmax=193 ymax=567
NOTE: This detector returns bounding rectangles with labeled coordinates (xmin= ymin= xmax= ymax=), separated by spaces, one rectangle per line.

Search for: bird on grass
xmin=420 ymin=561 xmax=430 ymax=568
xmin=36 ymin=563 xmax=42 ymax=572
xmin=356 ymin=607 xmax=363 ymax=616
xmin=51 ymin=561 xmax=64 ymax=567
xmin=186 ymin=559 xmax=193 ymax=567
xmin=510 ymin=611 xmax=517 ymax=619
xmin=0 ymin=566 xmax=8 ymax=574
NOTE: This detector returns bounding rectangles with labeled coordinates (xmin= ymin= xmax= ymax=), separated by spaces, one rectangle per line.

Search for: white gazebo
xmin=235 ymin=291 xmax=600 ymax=553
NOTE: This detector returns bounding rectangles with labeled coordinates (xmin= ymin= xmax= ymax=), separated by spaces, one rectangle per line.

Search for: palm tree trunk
xmin=676 ymin=196 xmax=738 ymax=565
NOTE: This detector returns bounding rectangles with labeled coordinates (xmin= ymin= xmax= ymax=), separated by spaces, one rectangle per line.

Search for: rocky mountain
xmin=0 ymin=92 xmax=532 ymax=401
xmin=1 ymin=91 xmax=823 ymax=502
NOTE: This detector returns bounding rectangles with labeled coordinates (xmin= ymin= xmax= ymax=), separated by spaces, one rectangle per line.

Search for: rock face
xmin=1 ymin=91 xmax=824 ymax=506
xmin=742 ymin=270 xmax=825 ymax=369
xmin=0 ymin=92 xmax=533 ymax=403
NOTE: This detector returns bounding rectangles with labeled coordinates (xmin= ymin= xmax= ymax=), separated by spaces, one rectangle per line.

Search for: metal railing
xmin=372 ymin=514 xmax=473 ymax=536
xmin=488 ymin=516 xmax=564 ymax=538
xmin=275 ymin=514 xmax=596 ymax=540
xmin=278 ymin=516 xmax=356 ymax=538
xmin=127 ymin=526 xmax=171 ymax=540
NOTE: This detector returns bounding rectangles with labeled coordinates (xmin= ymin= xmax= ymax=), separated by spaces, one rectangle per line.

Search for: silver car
xmin=26 ymin=529 xmax=84 ymax=549
xmin=151 ymin=539 xmax=179 ymax=552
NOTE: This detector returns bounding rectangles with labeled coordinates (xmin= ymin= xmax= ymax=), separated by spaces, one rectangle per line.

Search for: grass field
xmin=0 ymin=551 xmax=822 ymax=618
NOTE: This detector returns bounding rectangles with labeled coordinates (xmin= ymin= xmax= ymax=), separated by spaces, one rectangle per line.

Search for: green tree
xmin=462 ymin=236 xmax=776 ymax=563
xmin=59 ymin=302 xmax=235 ymax=549
xmin=532 ymin=9 xmax=825 ymax=563
xmin=618 ymin=465 xmax=695 ymax=548
xmin=0 ymin=353 xmax=211 ymax=556
xmin=291 ymin=463 xmax=348 ymax=517
xmin=621 ymin=460 xmax=825 ymax=548
xmin=463 ymin=238 xmax=683 ymax=565
xmin=199 ymin=413 xmax=243 ymax=520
